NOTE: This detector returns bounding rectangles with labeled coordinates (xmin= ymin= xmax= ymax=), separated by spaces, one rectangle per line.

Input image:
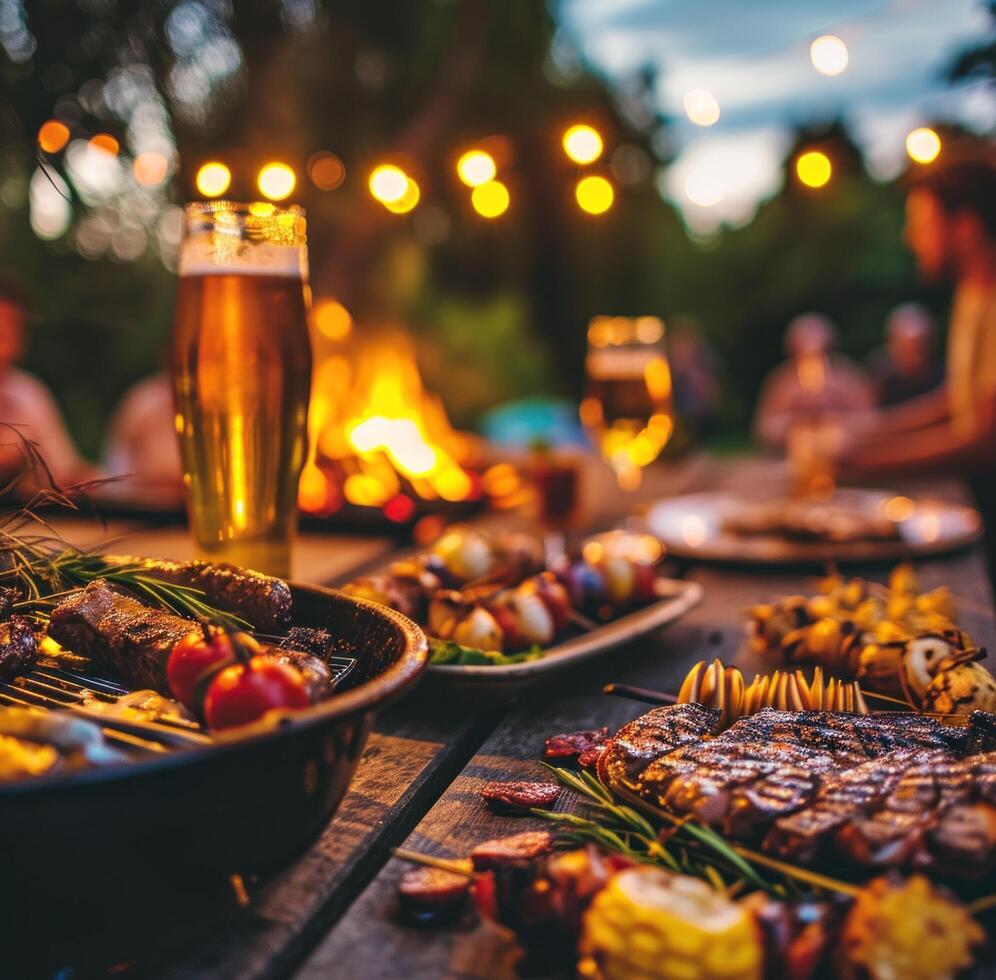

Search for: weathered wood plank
xmin=156 ymin=700 xmax=503 ymax=980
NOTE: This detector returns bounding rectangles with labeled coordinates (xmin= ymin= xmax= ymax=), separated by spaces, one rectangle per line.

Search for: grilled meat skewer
xmin=48 ymin=580 xmax=328 ymax=700
xmin=105 ymin=555 xmax=292 ymax=632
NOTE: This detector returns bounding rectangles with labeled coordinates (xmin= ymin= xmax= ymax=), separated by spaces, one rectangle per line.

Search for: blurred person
xmin=838 ymin=156 xmax=996 ymax=577
xmin=867 ymin=303 xmax=942 ymax=406
xmin=752 ymin=313 xmax=874 ymax=450
xmin=0 ymin=278 xmax=94 ymax=490
xmin=103 ymin=370 xmax=183 ymax=497
xmin=669 ymin=319 xmax=722 ymax=439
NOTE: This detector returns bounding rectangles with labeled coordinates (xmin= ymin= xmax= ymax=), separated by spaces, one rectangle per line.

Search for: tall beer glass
xmin=172 ymin=202 xmax=312 ymax=577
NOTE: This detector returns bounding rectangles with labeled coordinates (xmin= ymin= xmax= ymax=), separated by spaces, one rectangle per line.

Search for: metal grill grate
xmin=0 ymin=653 xmax=358 ymax=754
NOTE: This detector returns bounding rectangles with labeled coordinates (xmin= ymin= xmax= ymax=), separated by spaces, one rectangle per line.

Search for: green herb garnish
xmin=429 ymin=638 xmax=543 ymax=666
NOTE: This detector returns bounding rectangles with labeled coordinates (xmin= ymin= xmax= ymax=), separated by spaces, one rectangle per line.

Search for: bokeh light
xmin=308 ymin=151 xmax=346 ymax=190
xmin=684 ymin=171 xmax=723 ymax=207
xmin=89 ymin=133 xmax=120 ymax=157
xmin=384 ymin=177 xmax=420 ymax=214
xmin=313 ymin=298 xmax=352 ymax=341
xmin=906 ymin=127 xmax=941 ymax=165
xmin=257 ymin=162 xmax=296 ymax=201
xmin=563 ymin=124 xmax=603 ymax=165
xmin=369 ymin=164 xmax=409 ymax=204
xmin=575 ymin=175 xmax=614 ymax=214
xmin=195 ymin=161 xmax=232 ymax=198
xmin=810 ymin=34 xmax=848 ymax=76
xmin=682 ymin=89 xmax=720 ymax=127
xmin=471 ymin=179 xmax=510 ymax=218
xmin=133 ymin=151 xmax=169 ymax=187
xmin=796 ymin=150 xmax=832 ymax=188
xmin=456 ymin=149 xmax=497 ymax=187
xmin=37 ymin=120 xmax=70 ymax=154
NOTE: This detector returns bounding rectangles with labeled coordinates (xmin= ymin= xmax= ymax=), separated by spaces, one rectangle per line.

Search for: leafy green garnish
xmin=428 ymin=638 xmax=544 ymax=666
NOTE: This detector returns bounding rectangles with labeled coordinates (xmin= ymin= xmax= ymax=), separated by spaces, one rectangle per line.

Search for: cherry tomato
xmin=632 ymin=562 xmax=657 ymax=605
xmin=166 ymin=629 xmax=234 ymax=710
xmin=203 ymin=655 xmax=310 ymax=730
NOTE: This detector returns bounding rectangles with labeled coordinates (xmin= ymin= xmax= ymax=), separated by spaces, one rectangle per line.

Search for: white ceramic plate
xmin=426 ymin=575 xmax=704 ymax=696
xmin=645 ymin=489 xmax=982 ymax=565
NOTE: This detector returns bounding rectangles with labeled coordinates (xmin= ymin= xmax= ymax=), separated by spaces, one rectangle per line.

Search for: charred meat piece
xmin=0 ymin=615 xmax=37 ymax=682
xmin=270 ymin=649 xmax=332 ymax=701
xmin=105 ymin=556 xmax=292 ymax=632
xmin=544 ymin=727 xmax=610 ymax=761
xmin=967 ymin=711 xmax=996 ymax=755
xmin=928 ymin=802 xmax=996 ymax=877
xmin=48 ymin=580 xmax=193 ymax=692
xmin=764 ymin=749 xmax=938 ymax=865
xmin=480 ymin=780 xmax=560 ymax=813
xmin=723 ymin=710 xmax=965 ymax=766
xmin=470 ymin=831 xmax=553 ymax=871
xmin=597 ymin=703 xmax=720 ymax=791
xmin=638 ymin=739 xmax=832 ymax=832
xmin=279 ymin=626 xmax=346 ymax=662
xmin=0 ymin=586 xmax=19 ymax=622
xmin=397 ymin=865 xmax=471 ymax=925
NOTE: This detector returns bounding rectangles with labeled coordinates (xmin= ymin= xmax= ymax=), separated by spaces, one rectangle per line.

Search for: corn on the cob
xmin=579 ymin=867 xmax=763 ymax=980
xmin=839 ymin=874 xmax=982 ymax=980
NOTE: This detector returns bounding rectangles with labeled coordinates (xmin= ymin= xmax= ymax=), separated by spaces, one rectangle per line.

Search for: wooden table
xmin=128 ymin=457 xmax=994 ymax=979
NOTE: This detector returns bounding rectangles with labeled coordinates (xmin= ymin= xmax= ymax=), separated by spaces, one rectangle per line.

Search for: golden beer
xmin=172 ymin=203 xmax=312 ymax=577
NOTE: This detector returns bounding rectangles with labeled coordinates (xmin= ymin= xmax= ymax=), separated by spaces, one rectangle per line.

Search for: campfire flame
xmin=298 ymin=331 xmax=478 ymax=518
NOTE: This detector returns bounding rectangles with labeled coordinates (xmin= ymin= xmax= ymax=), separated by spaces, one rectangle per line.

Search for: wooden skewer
xmin=602 ymin=682 xmax=676 ymax=705
xmin=392 ymin=847 xmax=474 ymax=877
xmin=569 ymin=609 xmax=600 ymax=633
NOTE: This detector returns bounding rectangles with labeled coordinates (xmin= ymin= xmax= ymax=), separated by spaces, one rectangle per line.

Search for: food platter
xmin=645 ymin=488 xmax=983 ymax=564
xmin=426 ymin=575 xmax=703 ymax=696
xmin=340 ymin=526 xmax=704 ymax=699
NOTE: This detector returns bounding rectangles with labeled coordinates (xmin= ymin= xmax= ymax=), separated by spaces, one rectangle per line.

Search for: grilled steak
xmin=928 ymin=802 xmax=996 ymax=877
xmin=0 ymin=615 xmax=37 ymax=681
xmin=637 ymin=739 xmax=833 ymax=832
xmin=596 ymin=703 xmax=720 ymax=791
xmin=48 ymin=580 xmax=330 ymax=700
xmin=48 ymin=580 xmax=193 ymax=691
xmin=105 ymin=556 xmax=292 ymax=632
xmin=723 ymin=710 xmax=965 ymax=766
xmin=764 ymin=749 xmax=941 ymax=864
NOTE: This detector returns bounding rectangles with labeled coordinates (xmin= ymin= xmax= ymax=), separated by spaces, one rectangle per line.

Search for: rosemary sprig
xmin=6 ymin=551 xmax=251 ymax=631
xmin=535 ymin=763 xmax=861 ymax=900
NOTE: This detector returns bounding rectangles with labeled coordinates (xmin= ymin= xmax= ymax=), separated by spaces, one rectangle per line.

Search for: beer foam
xmin=178 ymin=238 xmax=306 ymax=279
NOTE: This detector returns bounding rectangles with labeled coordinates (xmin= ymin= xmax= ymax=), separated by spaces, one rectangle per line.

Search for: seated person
xmin=837 ymin=155 xmax=996 ymax=580
xmin=867 ymin=303 xmax=943 ymax=407
xmin=0 ymin=279 xmax=94 ymax=491
xmin=103 ymin=371 xmax=183 ymax=498
xmin=752 ymin=313 xmax=874 ymax=450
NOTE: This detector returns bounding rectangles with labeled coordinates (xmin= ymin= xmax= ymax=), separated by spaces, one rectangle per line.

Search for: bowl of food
xmin=0 ymin=555 xmax=427 ymax=967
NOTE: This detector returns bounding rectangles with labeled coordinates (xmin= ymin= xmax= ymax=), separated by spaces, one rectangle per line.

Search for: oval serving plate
xmin=427 ymin=575 xmax=703 ymax=698
xmin=645 ymin=489 xmax=982 ymax=565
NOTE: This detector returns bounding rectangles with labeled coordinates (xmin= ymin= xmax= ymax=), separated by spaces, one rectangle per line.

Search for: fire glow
xmin=298 ymin=333 xmax=479 ymax=518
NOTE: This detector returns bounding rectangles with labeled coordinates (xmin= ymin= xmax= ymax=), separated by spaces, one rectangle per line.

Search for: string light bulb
xmin=575 ymin=175 xmax=614 ymax=214
xmin=563 ymin=125 xmax=603 ymax=165
xmin=796 ymin=151 xmax=832 ymax=189
xmin=810 ymin=34 xmax=848 ymax=76
xmin=906 ymin=127 xmax=941 ymax=165
xmin=37 ymin=120 xmax=70 ymax=154
xmin=257 ymin=162 xmax=296 ymax=201
xmin=683 ymin=89 xmax=720 ymax=127
xmin=369 ymin=164 xmax=409 ymax=204
xmin=195 ymin=161 xmax=232 ymax=198
xmin=471 ymin=180 xmax=510 ymax=218
xmin=456 ymin=150 xmax=496 ymax=187
xmin=384 ymin=177 xmax=420 ymax=214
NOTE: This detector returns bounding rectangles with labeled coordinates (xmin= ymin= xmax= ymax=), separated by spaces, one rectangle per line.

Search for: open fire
xmin=298 ymin=330 xmax=481 ymax=522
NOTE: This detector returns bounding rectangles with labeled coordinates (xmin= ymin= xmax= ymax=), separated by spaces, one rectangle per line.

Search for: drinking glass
xmin=580 ymin=316 xmax=674 ymax=490
xmin=172 ymin=202 xmax=312 ymax=577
